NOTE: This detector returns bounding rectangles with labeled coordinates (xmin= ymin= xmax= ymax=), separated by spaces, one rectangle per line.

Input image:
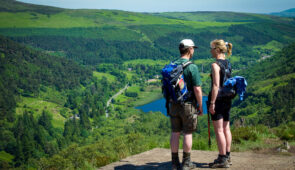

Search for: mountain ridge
xmin=270 ymin=8 xmax=295 ymax=17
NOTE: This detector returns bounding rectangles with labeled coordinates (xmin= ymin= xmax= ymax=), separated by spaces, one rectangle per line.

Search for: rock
xmin=98 ymin=148 xmax=295 ymax=170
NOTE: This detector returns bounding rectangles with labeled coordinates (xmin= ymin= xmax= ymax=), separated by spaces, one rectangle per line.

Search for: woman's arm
xmin=209 ymin=63 xmax=220 ymax=114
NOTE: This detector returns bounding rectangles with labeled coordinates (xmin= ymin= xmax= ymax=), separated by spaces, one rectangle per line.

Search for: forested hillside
xmin=0 ymin=35 xmax=91 ymax=118
xmin=231 ymin=43 xmax=295 ymax=127
xmin=0 ymin=36 xmax=132 ymax=168
xmin=1 ymin=0 xmax=295 ymax=69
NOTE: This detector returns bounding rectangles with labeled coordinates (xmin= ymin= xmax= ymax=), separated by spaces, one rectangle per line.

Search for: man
xmin=169 ymin=39 xmax=203 ymax=170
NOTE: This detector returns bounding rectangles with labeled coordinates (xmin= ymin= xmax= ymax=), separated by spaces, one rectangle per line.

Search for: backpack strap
xmin=215 ymin=60 xmax=231 ymax=87
xmin=182 ymin=61 xmax=192 ymax=68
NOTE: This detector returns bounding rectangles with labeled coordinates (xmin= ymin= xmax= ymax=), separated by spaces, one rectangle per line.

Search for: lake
xmin=136 ymin=96 xmax=208 ymax=116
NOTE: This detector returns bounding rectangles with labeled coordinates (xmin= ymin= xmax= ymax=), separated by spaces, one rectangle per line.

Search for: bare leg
xmin=223 ymin=121 xmax=232 ymax=153
xmin=213 ymin=119 xmax=226 ymax=155
xmin=171 ymin=132 xmax=181 ymax=153
xmin=183 ymin=133 xmax=192 ymax=153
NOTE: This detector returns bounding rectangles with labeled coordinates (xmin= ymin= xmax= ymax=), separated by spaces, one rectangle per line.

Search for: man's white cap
xmin=179 ymin=39 xmax=198 ymax=49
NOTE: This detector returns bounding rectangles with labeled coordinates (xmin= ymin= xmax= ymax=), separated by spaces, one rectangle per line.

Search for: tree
xmin=38 ymin=110 xmax=53 ymax=134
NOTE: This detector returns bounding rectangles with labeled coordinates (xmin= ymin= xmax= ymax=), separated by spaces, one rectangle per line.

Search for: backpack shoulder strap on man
xmin=182 ymin=61 xmax=192 ymax=68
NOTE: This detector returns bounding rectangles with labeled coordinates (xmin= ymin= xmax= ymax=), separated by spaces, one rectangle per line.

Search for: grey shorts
xmin=169 ymin=102 xmax=198 ymax=134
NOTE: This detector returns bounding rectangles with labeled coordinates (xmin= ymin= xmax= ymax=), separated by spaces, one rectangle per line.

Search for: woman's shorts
xmin=210 ymin=99 xmax=232 ymax=121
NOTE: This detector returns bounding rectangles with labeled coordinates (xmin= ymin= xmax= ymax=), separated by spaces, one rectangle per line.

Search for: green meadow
xmin=15 ymin=97 xmax=69 ymax=129
xmin=93 ymin=71 xmax=117 ymax=83
xmin=123 ymin=59 xmax=169 ymax=66
xmin=251 ymin=73 xmax=295 ymax=94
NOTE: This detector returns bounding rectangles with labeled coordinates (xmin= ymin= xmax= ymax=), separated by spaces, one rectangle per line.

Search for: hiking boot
xmin=182 ymin=161 xmax=196 ymax=170
xmin=172 ymin=153 xmax=181 ymax=170
xmin=182 ymin=152 xmax=196 ymax=170
xmin=209 ymin=155 xmax=229 ymax=168
xmin=213 ymin=155 xmax=232 ymax=165
xmin=172 ymin=162 xmax=181 ymax=170
xmin=226 ymin=155 xmax=232 ymax=165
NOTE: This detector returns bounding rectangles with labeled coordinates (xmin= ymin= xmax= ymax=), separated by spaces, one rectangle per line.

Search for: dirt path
xmin=98 ymin=148 xmax=295 ymax=169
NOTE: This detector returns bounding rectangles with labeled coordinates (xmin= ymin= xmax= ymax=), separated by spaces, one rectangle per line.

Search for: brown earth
xmin=98 ymin=148 xmax=295 ymax=170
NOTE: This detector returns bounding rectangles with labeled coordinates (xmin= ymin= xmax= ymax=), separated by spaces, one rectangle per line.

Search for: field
xmin=15 ymin=97 xmax=69 ymax=129
xmin=93 ymin=71 xmax=117 ymax=83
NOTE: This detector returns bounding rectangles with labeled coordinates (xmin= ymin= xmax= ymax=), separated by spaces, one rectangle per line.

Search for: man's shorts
xmin=210 ymin=99 xmax=232 ymax=121
xmin=169 ymin=102 xmax=198 ymax=133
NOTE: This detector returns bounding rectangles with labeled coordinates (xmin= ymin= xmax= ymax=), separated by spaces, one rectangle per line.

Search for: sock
xmin=219 ymin=154 xmax=226 ymax=158
xmin=226 ymin=152 xmax=230 ymax=157
xmin=172 ymin=152 xmax=179 ymax=162
xmin=183 ymin=152 xmax=191 ymax=159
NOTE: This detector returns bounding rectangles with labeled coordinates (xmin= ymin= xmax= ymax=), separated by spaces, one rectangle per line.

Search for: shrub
xmin=232 ymin=126 xmax=258 ymax=143
xmin=273 ymin=121 xmax=295 ymax=141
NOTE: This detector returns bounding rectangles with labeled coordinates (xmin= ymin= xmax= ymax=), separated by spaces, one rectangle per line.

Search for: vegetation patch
xmin=93 ymin=71 xmax=117 ymax=83
xmin=15 ymin=97 xmax=67 ymax=129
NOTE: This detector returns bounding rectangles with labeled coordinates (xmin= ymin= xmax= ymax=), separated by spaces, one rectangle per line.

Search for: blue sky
xmin=17 ymin=0 xmax=295 ymax=13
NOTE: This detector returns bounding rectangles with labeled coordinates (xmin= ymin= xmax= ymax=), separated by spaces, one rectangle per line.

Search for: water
xmin=136 ymin=96 xmax=208 ymax=116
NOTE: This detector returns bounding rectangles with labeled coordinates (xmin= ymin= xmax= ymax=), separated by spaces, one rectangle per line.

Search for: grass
xmin=231 ymin=137 xmax=282 ymax=152
xmin=121 ymin=70 xmax=137 ymax=81
xmin=251 ymin=73 xmax=295 ymax=94
xmin=228 ymin=55 xmax=241 ymax=63
xmin=132 ymin=85 xmax=162 ymax=107
xmin=0 ymin=12 xmax=97 ymax=28
xmin=253 ymin=40 xmax=284 ymax=57
xmin=0 ymin=151 xmax=14 ymax=163
xmin=152 ymin=12 xmax=266 ymax=22
xmin=193 ymin=58 xmax=214 ymax=65
xmin=0 ymin=9 xmax=248 ymax=30
xmin=0 ymin=27 xmax=144 ymax=41
xmin=39 ymin=86 xmax=67 ymax=105
xmin=93 ymin=71 xmax=117 ymax=83
xmin=123 ymin=59 xmax=169 ymax=66
xmin=15 ymin=97 xmax=69 ymax=129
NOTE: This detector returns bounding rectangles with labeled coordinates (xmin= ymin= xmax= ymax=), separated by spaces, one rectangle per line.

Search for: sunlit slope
xmin=0 ymin=3 xmax=243 ymax=29
xmin=152 ymin=11 xmax=294 ymax=23
xmin=1 ymin=0 xmax=295 ymax=67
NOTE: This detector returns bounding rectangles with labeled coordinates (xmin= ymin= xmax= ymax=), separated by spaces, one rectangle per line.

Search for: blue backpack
xmin=162 ymin=61 xmax=192 ymax=113
xmin=216 ymin=60 xmax=247 ymax=100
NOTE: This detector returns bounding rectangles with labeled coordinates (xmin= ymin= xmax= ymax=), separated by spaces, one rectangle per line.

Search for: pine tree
xmin=38 ymin=110 xmax=53 ymax=134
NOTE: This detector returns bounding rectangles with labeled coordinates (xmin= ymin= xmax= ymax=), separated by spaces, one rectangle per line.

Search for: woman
xmin=208 ymin=39 xmax=233 ymax=168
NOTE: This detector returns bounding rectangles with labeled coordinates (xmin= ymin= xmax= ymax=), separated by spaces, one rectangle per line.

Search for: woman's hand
xmin=209 ymin=103 xmax=215 ymax=114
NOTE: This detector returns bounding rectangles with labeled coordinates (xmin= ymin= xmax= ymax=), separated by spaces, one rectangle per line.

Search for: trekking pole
xmin=207 ymin=103 xmax=211 ymax=148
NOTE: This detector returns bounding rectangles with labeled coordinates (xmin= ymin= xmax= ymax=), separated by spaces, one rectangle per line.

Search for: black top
xmin=210 ymin=59 xmax=232 ymax=89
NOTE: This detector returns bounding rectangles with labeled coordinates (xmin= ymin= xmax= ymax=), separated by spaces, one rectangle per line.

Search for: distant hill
xmin=0 ymin=0 xmax=63 ymax=14
xmin=151 ymin=11 xmax=289 ymax=22
xmin=270 ymin=8 xmax=295 ymax=17
xmin=1 ymin=0 xmax=295 ymax=67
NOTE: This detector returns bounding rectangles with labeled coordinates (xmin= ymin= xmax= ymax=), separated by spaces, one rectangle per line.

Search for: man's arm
xmin=193 ymin=86 xmax=203 ymax=115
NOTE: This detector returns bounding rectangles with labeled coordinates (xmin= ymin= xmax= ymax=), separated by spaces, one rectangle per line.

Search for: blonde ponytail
xmin=227 ymin=42 xmax=233 ymax=56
